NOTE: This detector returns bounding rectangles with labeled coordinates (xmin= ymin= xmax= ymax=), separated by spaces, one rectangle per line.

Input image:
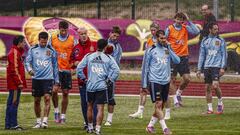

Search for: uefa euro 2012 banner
xmin=0 ymin=16 xmax=240 ymax=63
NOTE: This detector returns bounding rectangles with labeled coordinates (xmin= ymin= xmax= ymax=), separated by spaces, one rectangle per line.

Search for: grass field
xmin=0 ymin=95 xmax=239 ymax=135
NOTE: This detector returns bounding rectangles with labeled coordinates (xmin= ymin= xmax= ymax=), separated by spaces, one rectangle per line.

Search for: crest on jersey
xmin=46 ymin=50 xmax=51 ymax=56
xmin=215 ymin=40 xmax=220 ymax=46
xmin=74 ymin=49 xmax=80 ymax=57
xmin=165 ymin=50 xmax=169 ymax=55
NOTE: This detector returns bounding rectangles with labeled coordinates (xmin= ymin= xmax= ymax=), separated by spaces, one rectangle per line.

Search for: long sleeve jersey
xmin=141 ymin=44 xmax=180 ymax=88
xmin=197 ymin=35 xmax=227 ymax=70
xmin=108 ymin=39 xmax=122 ymax=66
xmin=77 ymin=51 xmax=120 ymax=92
xmin=165 ymin=21 xmax=200 ymax=56
xmin=25 ymin=44 xmax=59 ymax=83
xmin=7 ymin=46 xmax=27 ymax=90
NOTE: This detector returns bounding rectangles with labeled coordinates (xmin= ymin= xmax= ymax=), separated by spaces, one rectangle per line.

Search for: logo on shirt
xmin=73 ymin=49 xmax=80 ymax=57
xmin=208 ymin=50 xmax=217 ymax=56
xmin=215 ymin=40 xmax=220 ymax=46
xmin=37 ymin=59 xmax=49 ymax=67
xmin=91 ymin=66 xmax=103 ymax=75
xmin=156 ymin=57 xmax=167 ymax=65
xmin=176 ymin=39 xmax=184 ymax=45
xmin=165 ymin=50 xmax=169 ymax=55
xmin=46 ymin=50 xmax=51 ymax=56
xmin=59 ymin=52 xmax=67 ymax=59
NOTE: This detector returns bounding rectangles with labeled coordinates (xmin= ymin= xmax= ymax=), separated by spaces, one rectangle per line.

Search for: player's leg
xmin=79 ymin=84 xmax=88 ymax=130
xmin=203 ymin=68 xmax=214 ymax=114
xmin=33 ymin=97 xmax=42 ymax=128
xmin=105 ymin=82 xmax=115 ymax=126
xmin=129 ymin=88 xmax=147 ymax=118
xmin=42 ymin=80 xmax=53 ymax=128
xmin=42 ymin=94 xmax=51 ymax=128
xmin=175 ymin=57 xmax=191 ymax=106
xmin=164 ymin=83 xmax=174 ymax=120
xmin=60 ymin=72 xmax=72 ymax=123
xmin=146 ymin=82 xmax=158 ymax=134
xmin=212 ymin=68 xmax=223 ymax=114
xmin=95 ymin=90 xmax=108 ymax=135
xmin=86 ymin=92 xmax=94 ymax=133
xmin=61 ymin=89 xmax=69 ymax=123
xmin=32 ymin=79 xmax=43 ymax=128
xmin=52 ymin=72 xmax=60 ymax=123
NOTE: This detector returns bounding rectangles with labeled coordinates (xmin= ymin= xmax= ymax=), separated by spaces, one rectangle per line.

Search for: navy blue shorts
xmin=87 ymin=90 xmax=108 ymax=105
xmin=32 ymin=79 xmax=53 ymax=97
xmin=171 ymin=56 xmax=190 ymax=76
xmin=59 ymin=71 xmax=72 ymax=90
xmin=148 ymin=82 xmax=170 ymax=103
xmin=204 ymin=67 xmax=220 ymax=84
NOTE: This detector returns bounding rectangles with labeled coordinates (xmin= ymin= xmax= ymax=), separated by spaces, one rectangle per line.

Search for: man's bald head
xmin=78 ymin=27 xmax=88 ymax=43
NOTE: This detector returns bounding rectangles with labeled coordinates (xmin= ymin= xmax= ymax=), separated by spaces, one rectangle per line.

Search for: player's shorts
xmin=148 ymin=82 xmax=170 ymax=103
xmin=203 ymin=67 xmax=220 ymax=84
xmin=171 ymin=56 xmax=190 ymax=76
xmin=87 ymin=90 xmax=108 ymax=105
xmin=32 ymin=79 xmax=53 ymax=97
xmin=107 ymin=82 xmax=116 ymax=106
xmin=59 ymin=71 xmax=72 ymax=90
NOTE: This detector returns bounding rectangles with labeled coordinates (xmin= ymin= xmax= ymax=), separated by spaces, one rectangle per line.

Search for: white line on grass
xmin=0 ymin=92 xmax=240 ymax=99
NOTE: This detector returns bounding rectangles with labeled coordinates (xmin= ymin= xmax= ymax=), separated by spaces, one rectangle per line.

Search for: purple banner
xmin=0 ymin=16 xmax=240 ymax=63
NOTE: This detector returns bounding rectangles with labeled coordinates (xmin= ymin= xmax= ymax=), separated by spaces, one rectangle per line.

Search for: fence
xmin=0 ymin=0 xmax=239 ymax=21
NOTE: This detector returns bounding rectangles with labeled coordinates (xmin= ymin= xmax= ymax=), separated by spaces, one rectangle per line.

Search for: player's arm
xmin=165 ymin=27 xmax=170 ymax=39
xmin=9 ymin=50 xmax=23 ymax=87
xmin=197 ymin=40 xmax=206 ymax=78
xmin=168 ymin=44 xmax=180 ymax=64
xmin=52 ymin=50 xmax=59 ymax=85
xmin=141 ymin=48 xmax=151 ymax=89
xmin=186 ymin=21 xmax=200 ymax=35
xmin=76 ymin=54 xmax=88 ymax=80
xmin=107 ymin=57 xmax=120 ymax=82
xmin=25 ymin=48 xmax=34 ymax=76
xmin=220 ymin=39 xmax=227 ymax=75
xmin=115 ymin=45 xmax=122 ymax=66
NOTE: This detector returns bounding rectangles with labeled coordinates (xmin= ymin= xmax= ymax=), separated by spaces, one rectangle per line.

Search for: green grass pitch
xmin=0 ymin=95 xmax=239 ymax=135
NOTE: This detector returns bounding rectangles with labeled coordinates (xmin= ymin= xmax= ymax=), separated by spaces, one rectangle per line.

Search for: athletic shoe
xmin=163 ymin=128 xmax=172 ymax=135
xmin=32 ymin=122 xmax=42 ymax=129
xmin=104 ymin=121 xmax=112 ymax=126
xmin=176 ymin=95 xmax=183 ymax=106
xmin=216 ymin=104 xmax=224 ymax=114
xmin=41 ymin=122 xmax=48 ymax=129
xmin=129 ymin=112 xmax=143 ymax=119
xmin=10 ymin=125 xmax=24 ymax=131
xmin=87 ymin=128 xmax=94 ymax=133
xmin=145 ymin=126 xmax=156 ymax=134
xmin=60 ymin=118 xmax=66 ymax=124
xmin=164 ymin=113 xmax=171 ymax=120
xmin=174 ymin=103 xmax=180 ymax=108
xmin=54 ymin=112 xmax=60 ymax=123
xmin=202 ymin=110 xmax=214 ymax=115
xmin=82 ymin=124 xmax=88 ymax=130
xmin=95 ymin=130 xmax=101 ymax=135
